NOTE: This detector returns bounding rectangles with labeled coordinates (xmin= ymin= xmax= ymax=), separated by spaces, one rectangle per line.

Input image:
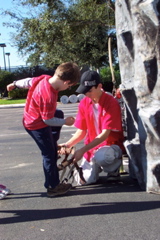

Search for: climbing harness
xmin=57 ymin=146 xmax=86 ymax=185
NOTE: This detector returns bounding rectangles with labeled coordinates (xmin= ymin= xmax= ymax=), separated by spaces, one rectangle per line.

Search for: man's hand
xmin=57 ymin=144 xmax=74 ymax=155
xmin=57 ymin=145 xmax=66 ymax=155
xmin=73 ymin=148 xmax=85 ymax=163
xmin=64 ymin=116 xmax=75 ymax=126
xmin=7 ymin=83 xmax=15 ymax=91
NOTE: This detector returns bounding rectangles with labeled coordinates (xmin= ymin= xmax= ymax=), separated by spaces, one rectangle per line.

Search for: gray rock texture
xmin=115 ymin=0 xmax=160 ymax=193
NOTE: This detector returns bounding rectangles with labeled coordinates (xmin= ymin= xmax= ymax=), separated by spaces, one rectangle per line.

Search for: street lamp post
xmin=0 ymin=43 xmax=7 ymax=70
xmin=5 ymin=52 xmax=11 ymax=72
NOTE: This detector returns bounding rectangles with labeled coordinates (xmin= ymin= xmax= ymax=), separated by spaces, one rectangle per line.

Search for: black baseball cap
xmin=76 ymin=70 xmax=101 ymax=94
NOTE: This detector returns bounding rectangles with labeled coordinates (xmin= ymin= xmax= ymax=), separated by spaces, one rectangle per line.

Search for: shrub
xmin=0 ymin=70 xmax=15 ymax=95
xmin=8 ymin=88 xmax=28 ymax=99
xmin=99 ymin=65 xmax=121 ymax=90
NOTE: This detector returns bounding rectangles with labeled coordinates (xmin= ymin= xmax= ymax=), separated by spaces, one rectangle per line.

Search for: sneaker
xmin=47 ymin=183 xmax=72 ymax=197
xmin=0 ymin=184 xmax=11 ymax=195
xmin=0 ymin=190 xmax=7 ymax=200
xmin=106 ymin=169 xmax=121 ymax=181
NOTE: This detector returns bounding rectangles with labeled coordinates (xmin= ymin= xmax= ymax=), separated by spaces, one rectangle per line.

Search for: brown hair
xmin=55 ymin=62 xmax=80 ymax=84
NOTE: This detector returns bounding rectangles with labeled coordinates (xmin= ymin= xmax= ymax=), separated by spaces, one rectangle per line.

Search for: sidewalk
xmin=0 ymin=103 xmax=25 ymax=108
xmin=0 ymin=101 xmax=65 ymax=108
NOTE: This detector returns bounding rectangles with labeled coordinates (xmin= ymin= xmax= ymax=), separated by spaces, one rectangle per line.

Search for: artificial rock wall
xmin=115 ymin=0 xmax=160 ymax=193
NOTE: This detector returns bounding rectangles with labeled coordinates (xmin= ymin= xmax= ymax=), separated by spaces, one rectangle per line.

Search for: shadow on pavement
xmin=3 ymin=175 xmax=141 ymax=200
xmin=1 ymin=199 xmax=160 ymax=225
xmin=1 ymin=175 xmax=157 ymax=225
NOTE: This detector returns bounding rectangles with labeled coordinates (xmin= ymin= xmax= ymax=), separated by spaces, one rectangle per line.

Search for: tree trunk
xmin=115 ymin=0 xmax=160 ymax=193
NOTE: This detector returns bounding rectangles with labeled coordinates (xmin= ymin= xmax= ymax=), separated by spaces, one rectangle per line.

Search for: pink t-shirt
xmin=74 ymin=91 xmax=124 ymax=161
xmin=23 ymin=75 xmax=58 ymax=130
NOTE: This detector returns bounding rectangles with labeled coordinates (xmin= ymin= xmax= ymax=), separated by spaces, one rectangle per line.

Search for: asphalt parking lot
xmin=0 ymin=103 xmax=160 ymax=240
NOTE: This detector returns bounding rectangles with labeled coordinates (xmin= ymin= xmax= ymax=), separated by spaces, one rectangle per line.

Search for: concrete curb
xmin=0 ymin=101 xmax=78 ymax=109
xmin=0 ymin=104 xmax=25 ymax=108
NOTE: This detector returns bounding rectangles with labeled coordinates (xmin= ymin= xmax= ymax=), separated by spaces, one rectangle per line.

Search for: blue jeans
xmin=25 ymin=109 xmax=64 ymax=189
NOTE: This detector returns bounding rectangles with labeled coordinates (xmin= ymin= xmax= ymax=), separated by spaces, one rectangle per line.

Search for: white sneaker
xmin=0 ymin=184 xmax=11 ymax=195
xmin=0 ymin=191 xmax=7 ymax=200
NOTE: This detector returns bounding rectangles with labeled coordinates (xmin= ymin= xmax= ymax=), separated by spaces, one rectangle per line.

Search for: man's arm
xmin=44 ymin=116 xmax=75 ymax=127
xmin=7 ymin=78 xmax=32 ymax=91
xmin=59 ymin=129 xmax=87 ymax=153
xmin=65 ymin=129 xmax=87 ymax=147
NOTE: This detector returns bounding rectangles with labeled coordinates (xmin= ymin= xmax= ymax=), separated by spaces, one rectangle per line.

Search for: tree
xmin=2 ymin=0 xmax=116 ymax=68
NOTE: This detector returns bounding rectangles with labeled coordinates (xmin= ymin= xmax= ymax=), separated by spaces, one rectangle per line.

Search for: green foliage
xmin=8 ymin=88 xmax=28 ymax=99
xmin=13 ymin=65 xmax=56 ymax=78
xmin=99 ymin=65 xmax=121 ymax=88
xmin=0 ymin=70 xmax=15 ymax=93
xmin=0 ymin=68 xmax=30 ymax=99
xmin=2 ymin=0 xmax=116 ymax=68
xmin=100 ymin=66 xmax=112 ymax=83
xmin=13 ymin=67 xmax=33 ymax=79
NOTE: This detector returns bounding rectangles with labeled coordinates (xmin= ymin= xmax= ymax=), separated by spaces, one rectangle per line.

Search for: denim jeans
xmin=25 ymin=109 xmax=64 ymax=189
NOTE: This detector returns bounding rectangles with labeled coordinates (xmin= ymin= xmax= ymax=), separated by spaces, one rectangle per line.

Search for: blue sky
xmin=0 ymin=0 xmax=28 ymax=69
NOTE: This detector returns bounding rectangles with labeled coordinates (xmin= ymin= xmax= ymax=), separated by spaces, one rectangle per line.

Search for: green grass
xmin=0 ymin=99 xmax=26 ymax=105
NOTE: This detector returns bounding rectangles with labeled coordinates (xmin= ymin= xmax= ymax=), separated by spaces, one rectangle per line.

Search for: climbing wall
xmin=115 ymin=0 xmax=160 ymax=193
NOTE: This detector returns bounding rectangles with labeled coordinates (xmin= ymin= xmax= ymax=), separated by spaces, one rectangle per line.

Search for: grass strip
xmin=0 ymin=99 xmax=26 ymax=105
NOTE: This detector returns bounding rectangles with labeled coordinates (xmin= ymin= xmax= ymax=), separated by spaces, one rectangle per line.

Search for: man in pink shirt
xmin=7 ymin=62 xmax=80 ymax=196
xmin=60 ymin=70 xmax=124 ymax=185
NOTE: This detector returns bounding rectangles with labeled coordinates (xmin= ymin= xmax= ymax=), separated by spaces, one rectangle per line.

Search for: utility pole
xmin=5 ymin=52 xmax=11 ymax=72
xmin=0 ymin=43 xmax=7 ymax=70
